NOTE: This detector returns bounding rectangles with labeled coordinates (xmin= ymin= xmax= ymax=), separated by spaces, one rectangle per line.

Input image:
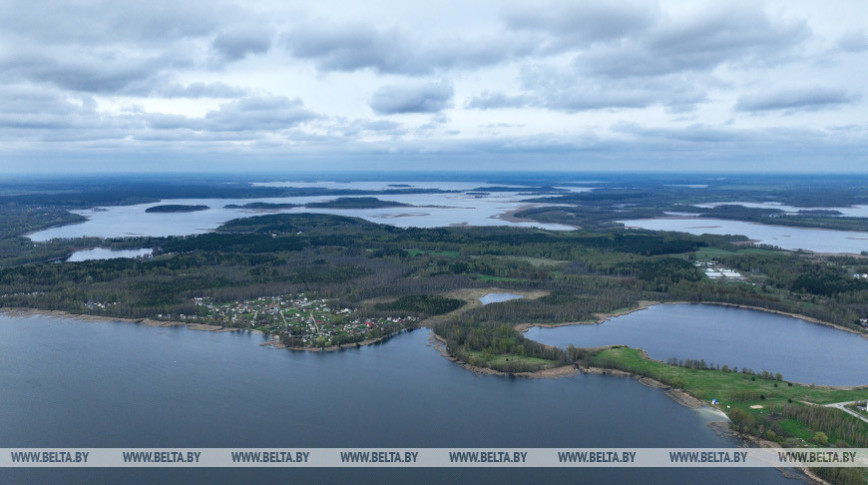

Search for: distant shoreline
xmin=516 ymin=300 xmax=867 ymax=339
xmin=0 ymin=307 xmax=224 ymax=332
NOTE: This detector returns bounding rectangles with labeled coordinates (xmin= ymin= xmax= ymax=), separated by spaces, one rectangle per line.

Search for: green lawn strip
xmin=465 ymin=351 xmax=559 ymax=371
xmin=590 ymin=347 xmax=868 ymax=447
xmin=589 ymin=347 xmax=868 ymax=406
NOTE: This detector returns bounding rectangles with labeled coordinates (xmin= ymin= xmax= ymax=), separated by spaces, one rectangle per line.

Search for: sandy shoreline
xmin=514 ymin=300 xmax=661 ymax=333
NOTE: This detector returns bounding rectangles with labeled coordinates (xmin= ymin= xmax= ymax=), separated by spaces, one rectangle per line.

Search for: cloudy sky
xmin=1 ymin=0 xmax=866 ymax=173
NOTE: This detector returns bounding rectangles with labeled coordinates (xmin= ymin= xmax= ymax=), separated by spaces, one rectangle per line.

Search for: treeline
xmin=697 ymin=204 xmax=868 ymax=232
xmin=457 ymin=289 xmax=639 ymax=325
xmin=305 ymin=197 xmax=410 ymax=209
xmin=779 ymin=404 xmax=868 ymax=447
xmin=2 ymin=212 xmax=866 ymax=353
xmin=665 ymin=357 xmax=784 ymax=381
xmin=729 ymin=402 xmax=868 ymax=451
xmin=373 ymin=295 xmax=464 ymax=315
xmin=433 ymin=318 xmax=567 ymax=373
xmin=811 ymin=466 xmax=865 ymax=485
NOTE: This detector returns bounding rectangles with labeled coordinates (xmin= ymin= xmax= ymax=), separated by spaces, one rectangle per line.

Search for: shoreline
xmin=494 ymin=204 xmax=580 ymax=229
xmin=0 ymin=306 xmax=412 ymax=349
xmin=2 ymin=306 xmax=841 ymax=483
xmin=514 ymin=300 xmax=661 ymax=333
xmin=0 ymin=307 xmax=223 ymax=332
xmin=428 ymin=333 xmax=581 ymax=379
xmin=265 ymin=328 xmax=416 ymax=352
xmin=515 ymin=300 xmax=867 ymax=339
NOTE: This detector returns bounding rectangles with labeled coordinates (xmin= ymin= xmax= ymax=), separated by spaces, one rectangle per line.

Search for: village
xmin=192 ymin=294 xmax=417 ymax=348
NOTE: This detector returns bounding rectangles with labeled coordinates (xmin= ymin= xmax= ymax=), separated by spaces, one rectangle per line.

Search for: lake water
xmin=28 ymin=183 xmax=575 ymax=241
xmin=0 ymin=314 xmax=793 ymax=484
xmin=479 ymin=293 xmax=524 ymax=305
xmin=693 ymin=201 xmax=868 ymax=218
xmin=525 ymin=304 xmax=868 ymax=386
xmin=67 ymin=248 xmax=153 ymax=262
xmin=619 ymin=217 xmax=868 ymax=254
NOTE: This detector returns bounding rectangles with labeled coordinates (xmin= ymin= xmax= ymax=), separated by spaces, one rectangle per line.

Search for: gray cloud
xmin=614 ymin=122 xmax=741 ymax=143
xmin=213 ymin=28 xmax=272 ymax=61
xmin=473 ymin=3 xmax=804 ymax=114
xmin=283 ymin=22 xmax=534 ymax=75
xmin=147 ymin=96 xmax=317 ymax=132
xmin=574 ymin=6 xmax=809 ymax=79
xmin=735 ymin=87 xmax=859 ymax=112
xmin=468 ymin=75 xmax=707 ymax=113
xmin=0 ymin=1 xmax=269 ymax=95
xmin=326 ymin=119 xmax=407 ymax=138
xmin=0 ymin=0 xmax=238 ymax=46
xmin=369 ymin=83 xmax=453 ymax=114
xmin=156 ymin=81 xmax=248 ymax=98
xmin=466 ymin=91 xmax=535 ymax=110
xmin=835 ymin=31 xmax=868 ymax=53
xmin=197 ymin=96 xmax=317 ymax=132
xmin=0 ymin=50 xmax=177 ymax=93
xmin=514 ymin=64 xmax=707 ymax=112
xmin=503 ymin=0 xmax=659 ymax=50
xmin=0 ymin=85 xmax=142 ymax=143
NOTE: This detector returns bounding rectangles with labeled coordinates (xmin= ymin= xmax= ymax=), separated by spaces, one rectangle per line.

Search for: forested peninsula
xmin=1 ymin=178 xmax=867 ymax=484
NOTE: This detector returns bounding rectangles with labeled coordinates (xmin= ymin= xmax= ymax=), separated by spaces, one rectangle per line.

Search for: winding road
xmin=824 ymin=401 xmax=868 ymax=424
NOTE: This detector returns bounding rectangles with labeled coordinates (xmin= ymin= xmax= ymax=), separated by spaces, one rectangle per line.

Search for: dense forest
xmin=1 ymin=175 xmax=867 ymax=482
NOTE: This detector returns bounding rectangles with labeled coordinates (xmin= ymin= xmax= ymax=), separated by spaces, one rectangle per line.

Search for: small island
xmin=305 ymin=197 xmax=411 ymax=209
xmin=145 ymin=204 xmax=209 ymax=213
xmin=224 ymin=202 xmax=299 ymax=210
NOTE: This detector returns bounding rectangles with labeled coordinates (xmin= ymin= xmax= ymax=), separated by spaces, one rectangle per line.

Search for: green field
xmin=465 ymin=351 xmax=559 ymax=372
xmin=589 ymin=347 xmax=868 ymax=448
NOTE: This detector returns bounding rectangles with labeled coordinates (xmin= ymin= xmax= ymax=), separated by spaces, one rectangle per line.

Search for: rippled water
xmin=619 ymin=218 xmax=868 ymax=254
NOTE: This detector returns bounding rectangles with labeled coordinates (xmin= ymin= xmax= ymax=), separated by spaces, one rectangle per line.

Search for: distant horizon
xmin=4 ymin=170 xmax=868 ymax=179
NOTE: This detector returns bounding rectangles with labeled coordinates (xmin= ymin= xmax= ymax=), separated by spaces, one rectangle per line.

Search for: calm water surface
xmin=525 ymin=304 xmax=868 ymax=386
xmin=479 ymin=293 xmax=524 ymax=305
xmin=619 ymin=217 xmax=868 ymax=254
xmin=67 ymin=248 xmax=153 ymax=262
xmin=29 ymin=183 xmax=574 ymax=241
xmin=0 ymin=314 xmax=794 ymax=484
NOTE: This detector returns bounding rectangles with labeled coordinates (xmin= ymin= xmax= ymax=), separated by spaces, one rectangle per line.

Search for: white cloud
xmin=0 ymin=0 xmax=864 ymax=172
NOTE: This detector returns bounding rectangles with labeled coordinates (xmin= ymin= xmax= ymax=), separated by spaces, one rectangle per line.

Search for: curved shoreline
xmin=514 ymin=300 xmax=661 ymax=333
xmin=0 ymin=306 xmax=840 ymax=483
xmin=265 ymin=328 xmax=417 ymax=352
xmin=0 ymin=307 xmax=418 ymax=353
xmin=0 ymin=307 xmax=223 ymax=332
xmin=516 ymin=300 xmax=867 ymax=339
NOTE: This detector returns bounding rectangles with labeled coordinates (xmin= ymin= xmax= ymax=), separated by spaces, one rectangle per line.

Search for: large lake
xmin=28 ymin=183 xmax=575 ymax=241
xmin=0 ymin=314 xmax=793 ymax=484
xmin=525 ymin=304 xmax=868 ymax=386
xmin=619 ymin=217 xmax=868 ymax=254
